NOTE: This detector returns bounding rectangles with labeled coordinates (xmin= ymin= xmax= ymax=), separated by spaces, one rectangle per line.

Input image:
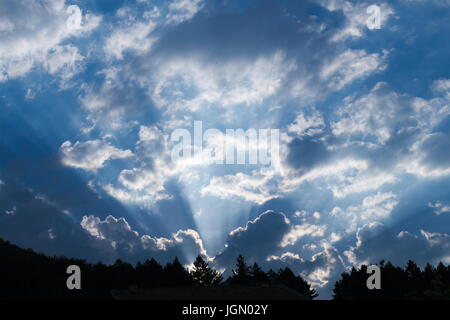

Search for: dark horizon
xmin=1 ymin=237 xmax=449 ymax=300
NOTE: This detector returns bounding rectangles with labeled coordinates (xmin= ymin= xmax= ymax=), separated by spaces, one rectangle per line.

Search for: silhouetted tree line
xmin=225 ymin=255 xmax=318 ymax=299
xmin=0 ymin=239 xmax=316 ymax=299
xmin=333 ymin=260 xmax=450 ymax=300
xmin=2 ymin=238 xmax=449 ymax=300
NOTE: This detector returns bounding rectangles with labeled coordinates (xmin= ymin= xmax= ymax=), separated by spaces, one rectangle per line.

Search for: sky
xmin=0 ymin=0 xmax=450 ymax=298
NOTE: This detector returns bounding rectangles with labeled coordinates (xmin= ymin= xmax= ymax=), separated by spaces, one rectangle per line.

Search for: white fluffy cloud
xmin=322 ymin=49 xmax=388 ymax=91
xmin=432 ymin=79 xmax=450 ymax=93
xmin=60 ymin=139 xmax=133 ymax=172
xmin=201 ymin=171 xmax=279 ymax=205
xmin=329 ymin=171 xmax=397 ymax=199
xmin=81 ymin=214 xmax=207 ymax=263
xmin=0 ymin=0 xmax=100 ymax=81
xmin=152 ymin=51 xmax=296 ymax=114
xmin=288 ymin=110 xmax=325 ymax=137
xmin=405 ymin=131 xmax=450 ymax=178
xmin=332 ymin=81 xmax=450 ymax=146
xmin=428 ymin=201 xmax=450 ymax=215
xmin=330 ymin=192 xmax=398 ymax=234
xmin=95 ymin=125 xmax=179 ymax=206
xmin=166 ymin=0 xmax=205 ymax=24
xmin=104 ymin=21 xmax=157 ymax=60
xmin=103 ymin=0 xmax=206 ymax=60
xmin=44 ymin=44 xmax=84 ymax=79
xmin=281 ymin=223 xmax=326 ymax=247
xmin=332 ymin=82 xmax=399 ymax=144
xmin=266 ymin=244 xmax=345 ymax=290
xmin=317 ymin=0 xmax=394 ymax=42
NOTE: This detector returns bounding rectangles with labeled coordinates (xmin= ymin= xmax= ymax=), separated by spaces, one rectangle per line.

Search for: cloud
xmin=428 ymin=201 xmax=450 ymax=215
xmin=280 ymin=158 xmax=368 ymax=193
xmin=326 ymin=80 xmax=450 ymax=183
xmin=201 ymin=171 xmax=279 ymax=205
xmin=405 ymin=130 xmax=450 ymax=178
xmin=102 ymin=166 xmax=172 ymax=205
xmin=288 ymin=110 xmax=325 ymax=137
xmin=104 ymin=20 xmax=157 ymax=60
xmin=317 ymin=1 xmax=394 ymax=42
xmin=332 ymin=82 xmax=406 ymax=145
xmin=0 ymin=0 xmax=100 ymax=81
xmin=100 ymin=125 xmax=177 ymax=206
xmin=0 ymin=179 xmax=202 ymax=265
xmin=103 ymin=0 xmax=207 ymax=61
xmin=274 ymin=79 xmax=450 ymax=204
xmin=359 ymin=192 xmax=398 ymax=219
xmin=432 ymin=79 xmax=450 ymax=93
xmin=214 ymin=211 xmax=290 ymax=267
xmin=345 ymin=222 xmax=450 ymax=267
xmin=281 ymin=223 xmax=326 ymax=247
xmin=329 ymin=171 xmax=397 ymax=199
xmin=60 ymin=139 xmax=134 ymax=172
xmin=81 ymin=214 xmax=207 ymax=264
xmin=78 ymin=66 xmax=148 ymax=132
xmin=151 ymin=50 xmax=296 ymax=114
xmin=321 ymin=49 xmax=388 ymax=91
xmin=166 ymin=0 xmax=205 ymax=24
xmin=330 ymin=192 xmax=398 ymax=234
xmin=332 ymin=81 xmax=450 ymax=147
xmin=122 ymin=0 xmax=391 ymax=123
xmin=212 ymin=209 xmax=342 ymax=294
xmin=266 ymin=244 xmax=346 ymax=292
xmin=3 ymin=0 xmax=450 ymax=300
xmin=44 ymin=44 xmax=84 ymax=79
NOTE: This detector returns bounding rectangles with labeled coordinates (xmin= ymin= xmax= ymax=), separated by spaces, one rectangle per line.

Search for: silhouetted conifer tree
xmin=228 ymin=254 xmax=252 ymax=284
xmin=164 ymin=257 xmax=193 ymax=287
xmin=136 ymin=258 xmax=164 ymax=288
xmin=277 ymin=267 xmax=318 ymax=299
xmin=250 ymin=262 xmax=268 ymax=282
xmin=190 ymin=256 xmax=223 ymax=286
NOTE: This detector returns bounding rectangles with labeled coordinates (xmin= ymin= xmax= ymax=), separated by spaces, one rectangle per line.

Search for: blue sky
xmin=1 ymin=0 xmax=450 ymax=298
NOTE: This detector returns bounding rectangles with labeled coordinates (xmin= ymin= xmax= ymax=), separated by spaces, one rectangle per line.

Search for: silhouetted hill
xmin=0 ymin=238 xmax=111 ymax=299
